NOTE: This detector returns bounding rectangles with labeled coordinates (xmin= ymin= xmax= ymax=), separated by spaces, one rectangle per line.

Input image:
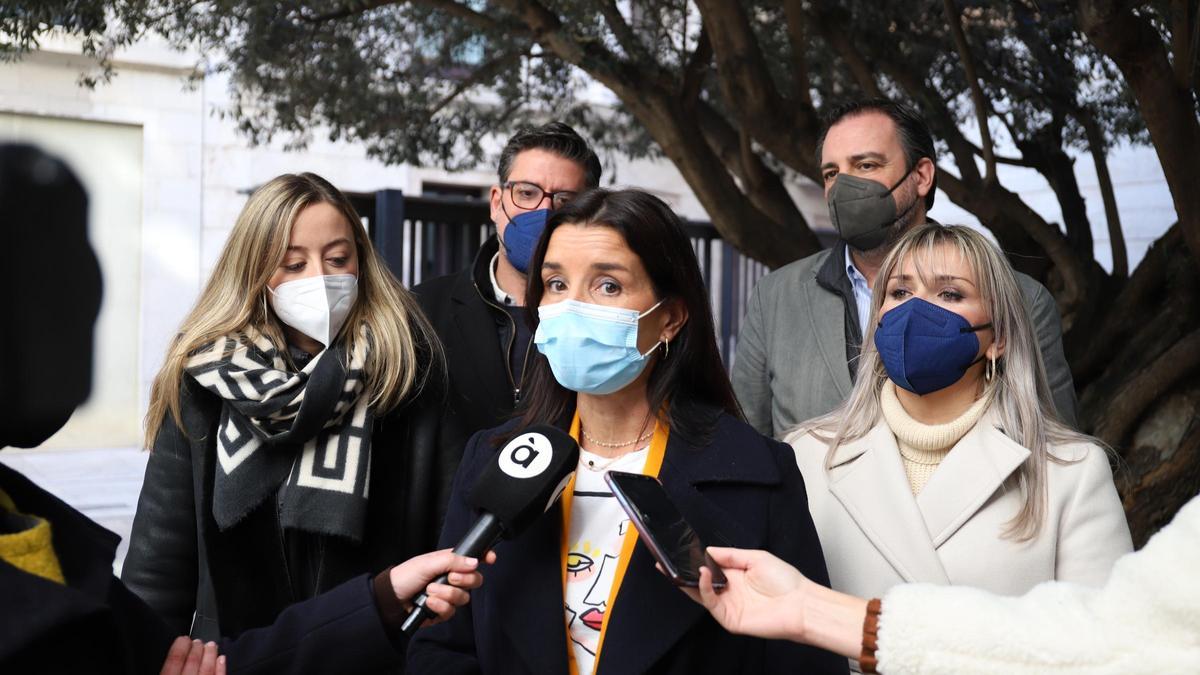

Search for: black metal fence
xmin=356 ymin=190 xmax=775 ymax=365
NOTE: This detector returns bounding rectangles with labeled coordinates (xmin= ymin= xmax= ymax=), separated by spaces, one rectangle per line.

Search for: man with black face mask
xmin=731 ymin=99 xmax=1077 ymax=437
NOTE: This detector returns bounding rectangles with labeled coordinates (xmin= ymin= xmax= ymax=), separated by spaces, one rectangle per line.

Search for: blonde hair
xmin=145 ymin=172 xmax=441 ymax=447
xmin=788 ymin=223 xmax=1093 ymax=540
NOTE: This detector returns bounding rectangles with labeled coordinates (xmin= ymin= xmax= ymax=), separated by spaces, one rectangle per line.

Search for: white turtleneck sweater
xmin=879 ymin=381 xmax=990 ymax=495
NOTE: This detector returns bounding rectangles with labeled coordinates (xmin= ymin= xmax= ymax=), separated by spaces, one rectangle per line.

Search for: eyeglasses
xmin=504 ymin=181 xmax=579 ymax=210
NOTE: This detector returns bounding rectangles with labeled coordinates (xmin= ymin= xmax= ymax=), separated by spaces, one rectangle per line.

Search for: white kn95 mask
xmin=268 ymin=274 xmax=358 ymax=347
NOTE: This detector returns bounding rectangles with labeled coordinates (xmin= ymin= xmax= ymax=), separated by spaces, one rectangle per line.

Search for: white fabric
xmin=877 ymin=495 xmax=1200 ymax=674
xmin=488 ymin=252 xmax=516 ymax=305
xmin=564 ymin=447 xmax=649 ymax=675
xmin=269 ymin=273 xmax=358 ymax=346
xmin=844 ymin=246 xmax=873 ymax=338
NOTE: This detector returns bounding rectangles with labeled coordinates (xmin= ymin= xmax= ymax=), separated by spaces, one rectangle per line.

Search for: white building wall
xmin=0 ymin=112 xmax=143 ymax=448
xmin=0 ymin=43 xmax=205 ymax=449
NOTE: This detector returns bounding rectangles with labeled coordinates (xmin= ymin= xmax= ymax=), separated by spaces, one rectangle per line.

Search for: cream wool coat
xmin=789 ymin=415 xmax=1132 ymax=602
xmin=876 ymin=494 xmax=1200 ymax=674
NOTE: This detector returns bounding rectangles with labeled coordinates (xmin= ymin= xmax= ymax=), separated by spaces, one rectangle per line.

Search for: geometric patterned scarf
xmin=184 ymin=328 xmax=374 ymax=542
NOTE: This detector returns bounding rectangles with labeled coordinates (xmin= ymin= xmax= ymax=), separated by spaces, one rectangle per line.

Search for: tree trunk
xmin=1116 ymin=382 xmax=1200 ymax=548
xmin=937 ymin=171 xmax=1090 ymax=324
xmin=493 ymin=0 xmax=818 ymax=267
xmin=1014 ymin=125 xmax=1095 ymax=265
xmin=1080 ymin=111 xmax=1129 ymax=278
xmin=1071 ymin=2 xmax=1200 ymax=545
xmin=1077 ymin=0 xmax=1200 ymax=267
xmin=1074 ymin=224 xmax=1200 ymax=547
xmin=641 ymin=97 xmax=817 ymax=267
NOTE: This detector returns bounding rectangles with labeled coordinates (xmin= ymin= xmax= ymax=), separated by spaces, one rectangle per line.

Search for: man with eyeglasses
xmin=413 ymin=122 xmax=601 ymax=499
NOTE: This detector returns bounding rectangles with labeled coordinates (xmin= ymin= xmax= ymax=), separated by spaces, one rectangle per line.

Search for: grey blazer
xmin=731 ymin=245 xmax=1078 ymax=438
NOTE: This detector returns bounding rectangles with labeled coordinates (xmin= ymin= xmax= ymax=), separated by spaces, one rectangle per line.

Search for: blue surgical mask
xmin=873 ymin=298 xmax=991 ymax=395
xmin=534 ymin=299 xmax=665 ymax=395
xmin=500 ymin=208 xmax=551 ymax=274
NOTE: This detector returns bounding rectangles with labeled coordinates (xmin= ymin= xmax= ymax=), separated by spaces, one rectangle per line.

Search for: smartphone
xmin=604 ymin=471 xmax=727 ymax=589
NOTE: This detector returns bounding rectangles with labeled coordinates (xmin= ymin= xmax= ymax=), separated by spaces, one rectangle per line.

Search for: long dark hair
xmin=513 ymin=188 xmax=742 ymax=446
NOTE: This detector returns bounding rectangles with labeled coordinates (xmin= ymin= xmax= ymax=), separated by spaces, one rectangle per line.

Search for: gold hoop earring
xmin=986 ymin=354 xmax=996 ymax=382
xmin=663 ymin=338 xmax=670 ymax=360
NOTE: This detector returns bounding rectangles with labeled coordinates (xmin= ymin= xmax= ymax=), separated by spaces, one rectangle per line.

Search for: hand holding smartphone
xmin=604 ymin=471 xmax=727 ymax=589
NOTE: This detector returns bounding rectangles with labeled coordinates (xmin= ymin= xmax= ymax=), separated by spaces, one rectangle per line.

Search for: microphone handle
xmin=400 ymin=512 xmax=504 ymax=635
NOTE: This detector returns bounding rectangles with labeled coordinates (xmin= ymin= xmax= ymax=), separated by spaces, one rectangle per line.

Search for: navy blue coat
xmin=0 ymin=462 xmax=173 ymax=674
xmin=217 ymin=572 xmax=406 ymax=673
xmin=0 ymin=462 xmax=405 ymax=674
xmin=407 ymin=412 xmax=848 ymax=675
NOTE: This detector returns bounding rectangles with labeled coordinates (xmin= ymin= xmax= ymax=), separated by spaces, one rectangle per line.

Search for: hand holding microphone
xmin=388 ymin=549 xmax=496 ymax=626
xmin=400 ymin=425 xmax=579 ymax=634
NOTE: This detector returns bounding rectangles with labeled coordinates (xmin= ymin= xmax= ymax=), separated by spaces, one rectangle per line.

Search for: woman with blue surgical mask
xmin=786 ymin=223 xmax=1131 ymax=671
xmin=408 ymin=189 xmax=843 ymax=675
xmin=123 ymin=173 xmax=453 ymax=645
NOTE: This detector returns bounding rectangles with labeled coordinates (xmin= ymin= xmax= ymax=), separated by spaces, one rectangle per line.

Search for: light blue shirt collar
xmin=844 ymin=246 xmax=873 ymax=338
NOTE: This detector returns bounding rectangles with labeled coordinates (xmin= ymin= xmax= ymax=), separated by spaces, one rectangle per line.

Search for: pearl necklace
xmin=580 ymin=426 xmax=653 ymax=471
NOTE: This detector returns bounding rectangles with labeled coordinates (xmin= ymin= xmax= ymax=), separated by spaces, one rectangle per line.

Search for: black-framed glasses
xmin=504 ymin=181 xmax=579 ymax=210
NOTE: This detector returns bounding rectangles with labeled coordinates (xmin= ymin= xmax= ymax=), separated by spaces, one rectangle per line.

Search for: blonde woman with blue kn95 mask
xmin=123 ymin=173 xmax=451 ymax=643
xmin=787 ymin=223 xmax=1132 ymax=671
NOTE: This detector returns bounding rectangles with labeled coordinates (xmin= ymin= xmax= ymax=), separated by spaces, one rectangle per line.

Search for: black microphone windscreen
xmin=467 ymin=425 xmax=579 ymax=537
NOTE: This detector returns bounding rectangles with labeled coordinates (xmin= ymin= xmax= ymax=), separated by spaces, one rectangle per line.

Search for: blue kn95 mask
xmin=500 ymin=209 xmax=551 ymax=274
xmin=873 ymin=298 xmax=990 ymax=395
xmin=534 ymin=299 xmax=664 ymax=395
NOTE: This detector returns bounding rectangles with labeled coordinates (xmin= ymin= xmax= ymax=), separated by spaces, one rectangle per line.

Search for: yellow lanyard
xmin=561 ymin=410 xmax=669 ymax=675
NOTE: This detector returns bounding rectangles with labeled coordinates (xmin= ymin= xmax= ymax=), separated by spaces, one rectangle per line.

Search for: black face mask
xmin=826 ymin=167 xmax=919 ymax=251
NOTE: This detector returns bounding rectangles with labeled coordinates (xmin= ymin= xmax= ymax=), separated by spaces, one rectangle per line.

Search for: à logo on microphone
xmin=498 ymin=433 xmax=553 ymax=479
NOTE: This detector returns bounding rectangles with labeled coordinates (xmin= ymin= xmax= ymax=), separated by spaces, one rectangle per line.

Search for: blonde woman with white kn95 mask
xmin=786 ymin=223 xmax=1132 ymax=671
xmin=123 ymin=173 xmax=449 ymax=643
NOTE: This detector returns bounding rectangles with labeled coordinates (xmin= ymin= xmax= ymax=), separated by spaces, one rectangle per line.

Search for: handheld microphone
xmin=400 ymin=425 xmax=579 ymax=634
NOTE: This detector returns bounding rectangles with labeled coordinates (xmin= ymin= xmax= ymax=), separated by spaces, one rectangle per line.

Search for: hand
xmin=390 ymin=548 xmax=497 ymax=626
xmin=160 ymin=637 xmax=226 ymax=675
xmin=681 ymin=546 xmax=809 ymax=642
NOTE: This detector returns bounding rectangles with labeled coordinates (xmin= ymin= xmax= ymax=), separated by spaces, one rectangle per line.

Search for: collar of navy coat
xmin=0 ymin=462 xmax=126 ymax=657
xmin=823 ymin=413 xmax=1031 ymax=584
xmin=477 ymin=412 xmax=782 ymax=675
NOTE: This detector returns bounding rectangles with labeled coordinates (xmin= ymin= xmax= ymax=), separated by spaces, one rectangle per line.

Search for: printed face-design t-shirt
xmin=564 ymin=446 xmax=649 ymax=675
